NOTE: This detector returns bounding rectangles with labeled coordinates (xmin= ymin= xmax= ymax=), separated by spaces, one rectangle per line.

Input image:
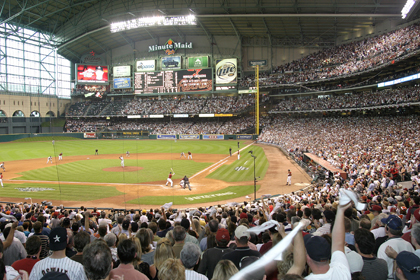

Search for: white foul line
xmin=190 ymin=142 xmax=255 ymax=179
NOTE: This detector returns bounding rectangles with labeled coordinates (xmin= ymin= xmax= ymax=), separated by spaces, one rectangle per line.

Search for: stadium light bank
xmin=401 ymin=0 xmax=418 ymax=19
xmin=110 ymin=15 xmax=196 ymax=33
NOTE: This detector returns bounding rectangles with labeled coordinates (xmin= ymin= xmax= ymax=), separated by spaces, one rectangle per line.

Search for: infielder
xmin=166 ymin=171 xmax=175 ymax=187
xmin=0 ymin=173 xmax=3 ymax=187
xmin=59 ymin=153 xmax=63 ymax=161
xmin=180 ymin=152 xmax=186 ymax=159
xmin=0 ymin=162 xmax=5 ymax=172
xmin=119 ymin=156 xmax=124 ymax=168
xmin=95 ymin=149 xmax=99 ymax=155
xmin=47 ymin=156 xmax=53 ymax=164
xmin=187 ymin=151 xmax=192 ymax=160
xmin=237 ymin=151 xmax=240 ymax=160
xmin=126 ymin=151 xmax=130 ymax=157
xmin=286 ymin=169 xmax=292 ymax=185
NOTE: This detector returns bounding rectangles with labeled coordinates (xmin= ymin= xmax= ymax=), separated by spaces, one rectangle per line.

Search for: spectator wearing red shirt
xmin=11 ymin=236 xmax=41 ymax=275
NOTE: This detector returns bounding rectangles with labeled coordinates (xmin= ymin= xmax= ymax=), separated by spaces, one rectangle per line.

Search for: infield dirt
xmin=2 ymin=144 xmax=311 ymax=208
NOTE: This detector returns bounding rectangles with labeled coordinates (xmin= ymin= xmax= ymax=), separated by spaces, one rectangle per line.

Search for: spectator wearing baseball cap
xmin=392 ymin=251 xmax=420 ymax=280
xmin=304 ymin=201 xmax=352 ymax=280
xmin=198 ymin=228 xmax=233 ymax=279
xmin=220 ymin=225 xmax=261 ymax=269
xmin=377 ymin=215 xmax=415 ymax=279
xmin=29 ymin=227 xmax=87 ymax=280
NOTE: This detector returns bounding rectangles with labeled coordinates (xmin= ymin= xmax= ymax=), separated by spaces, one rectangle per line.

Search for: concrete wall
xmin=0 ymin=93 xmax=71 ymax=117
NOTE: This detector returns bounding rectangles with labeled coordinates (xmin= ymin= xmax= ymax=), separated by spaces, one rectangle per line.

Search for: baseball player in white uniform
xmin=180 ymin=152 xmax=186 ymax=159
xmin=59 ymin=153 xmax=63 ymax=161
xmin=166 ymin=171 xmax=175 ymax=187
xmin=0 ymin=162 xmax=5 ymax=171
xmin=286 ymin=169 xmax=292 ymax=185
xmin=187 ymin=151 xmax=192 ymax=160
xmin=180 ymin=178 xmax=185 ymax=189
xmin=0 ymin=173 xmax=3 ymax=187
xmin=237 ymin=151 xmax=240 ymax=160
xmin=126 ymin=151 xmax=130 ymax=157
xmin=119 ymin=156 xmax=124 ymax=168
xmin=47 ymin=156 xmax=53 ymax=164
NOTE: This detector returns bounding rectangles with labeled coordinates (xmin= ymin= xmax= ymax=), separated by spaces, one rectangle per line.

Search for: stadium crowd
xmin=240 ymin=22 xmax=420 ymax=87
xmin=67 ymin=95 xmax=255 ymax=117
xmin=1 ymin=166 xmax=420 ymax=280
xmin=271 ymin=85 xmax=420 ymax=112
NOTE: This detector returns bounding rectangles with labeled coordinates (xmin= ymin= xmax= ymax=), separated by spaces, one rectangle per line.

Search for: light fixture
xmin=401 ymin=0 xmax=417 ymax=19
xmin=110 ymin=15 xmax=196 ymax=33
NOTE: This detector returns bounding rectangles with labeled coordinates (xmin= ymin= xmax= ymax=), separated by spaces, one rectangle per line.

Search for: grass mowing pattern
xmin=3 ymin=183 xmax=123 ymax=201
xmin=13 ymin=136 xmax=81 ymax=142
xmin=206 ymin=146 xmax=269 ymax=182
xmin=0 ymin=139 xmax=247 ymax=161
xmin=14 ymin=159 xmax=211 ymax=184
xmin=126 ymin=185 xmax=260 ymax=205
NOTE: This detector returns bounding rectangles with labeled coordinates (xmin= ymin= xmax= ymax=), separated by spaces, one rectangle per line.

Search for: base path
xmin=2 ymin=144 xmax=311 ymax=208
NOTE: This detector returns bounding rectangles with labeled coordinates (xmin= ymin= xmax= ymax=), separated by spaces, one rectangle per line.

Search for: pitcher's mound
xmin=103 ymin=166 xmax=143 ymax=172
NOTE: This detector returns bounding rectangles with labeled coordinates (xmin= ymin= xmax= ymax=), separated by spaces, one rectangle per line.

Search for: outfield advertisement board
xmin=157 ymin=134 xmax=176 ymax=139
xmin=162 ymin=56 xmax=181 ymax=70
xmin=188 ymin=56 xmax=209 ymax=68
xmin=203 ymin=134 xmax=224 ymax=140
xmin=179 ymin=134 xmax=200 ymax=140
xmin=237 ymin=135 xmax=253 ymax=140
xmin=113 ymin=78 xmax=131 ymax=89
xmin=174 ymin=114 xmax=189 ymax=118
xmin=113 ymin=66 xmax=131 ymax=77
xmin=84 ymin=132 xmax=96 ymax=138
xmin=215 ymin=58 xmax=237 ymax=84
xmin=136 ymin=60 xmax=156 ymax=71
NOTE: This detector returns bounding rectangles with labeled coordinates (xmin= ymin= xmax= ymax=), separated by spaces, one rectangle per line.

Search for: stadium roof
xmin=1 ymin=0 xmax=419 ymax=62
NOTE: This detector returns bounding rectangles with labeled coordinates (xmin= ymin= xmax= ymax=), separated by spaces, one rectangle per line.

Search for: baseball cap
xmin=345 ymin=249 xmax=364 ymax=273
xmin=304 ymin=234 xmax=331 ymax=262
xmin=235 ymin=225 xmax=250 ymax=239
xmin=239 ymin=212 xmax=248 ymax=219
xmin=396 ymin=251 xmax=420 ymax=280
xmin=371 ymin=205 xmax=382 ymax=212
xmin=40 ymin=272 xmax=70 ymax=280
xmin=381 ymin=215 xmax=403 ymax=230
xmin=49 ymin=227 xmax=67 ymax=251
xmin=216 ymin=228 xmax=230 ymax=242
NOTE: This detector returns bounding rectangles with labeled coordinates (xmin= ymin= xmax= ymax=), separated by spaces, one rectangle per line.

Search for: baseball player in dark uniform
xmin=229 ymin=147 xmax=232 ymax=156
xmin=95 ymin=149 xmax=98 ymax=155
xmin=188 ymin=151 xmax=192 ymax=160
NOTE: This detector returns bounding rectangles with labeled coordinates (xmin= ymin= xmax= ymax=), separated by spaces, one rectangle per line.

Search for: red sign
xmin=76 ymin=64 xmax=109 ymax=84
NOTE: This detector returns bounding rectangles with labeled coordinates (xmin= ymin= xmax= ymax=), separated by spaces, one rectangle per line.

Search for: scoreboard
xmin=134 ymin=68 xmax=212 ymax=94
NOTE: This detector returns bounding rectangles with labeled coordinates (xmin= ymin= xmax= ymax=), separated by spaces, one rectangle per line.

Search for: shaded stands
xmin=304 ymin=153 xmax=347 ymax=179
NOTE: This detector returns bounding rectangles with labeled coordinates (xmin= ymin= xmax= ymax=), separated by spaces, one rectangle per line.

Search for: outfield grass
xmin=3 ymin=182 xmax=123 ymax=201
xmin=206 ymin=146 xmax=269 ymax=182
xmin=13 ymin=136 xmax=80 ymax=142
xmin=15 ymin=159 xmax=212 ymax=183
xmin=0 ymin=139 xmax=248 ymax=161
xmin=126 ymin=185 xmax=260 ymax=205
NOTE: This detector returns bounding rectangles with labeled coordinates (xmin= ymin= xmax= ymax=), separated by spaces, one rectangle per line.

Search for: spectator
xmin=83 ymin=240 xmax=112 ymax=280
xmin=221 ymin=225 xmax=261 ymax=269
xmin=11 ymin=236 xmax=41 ymax=275
xmin=180 ymin=243 xmax=207 ymax=280
xmin=109 ymin=239 xmax=148 ymax=280
xmin=71 ymin=231 xmax=90 ymax=264
xmin=172 ymin=226 xmax=187 ymax=258
xmin=150 ymin=238 xmax=174 ymax=279
xmin=29 ymin=227 xmax=87 ymax=280
xmin=198 ymin=228 xmax=233 ymax=279
xmin=31 ymin=221 xmax=49 ymax=259
xmin=158 ymin=258 xmax=185 ymax=280
xmin=211 ymin=259 xmax=238 ymax=280
xmin=2 ymin=226 xmax=27 ymax=266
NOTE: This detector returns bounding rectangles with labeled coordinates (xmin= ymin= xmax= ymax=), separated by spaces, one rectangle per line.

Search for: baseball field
xmin=0 ymin=137 xmax=311 ymax=209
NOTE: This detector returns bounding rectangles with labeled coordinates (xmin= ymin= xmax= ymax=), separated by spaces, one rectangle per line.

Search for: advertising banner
xmin=202 ymin=134 xmax=224 ymax=140
xmin=188 ymin=56 xmax=209 ymax=68
xmin=113 ymin=78 xmax=131 ymax=89
xmin=136 ymin=60 xmax=156 ymax=72
xmin=84 ymin=132 xmax=96 ymax=138
xmin=150 ymin=115 xmax=164 ymax=118
xmin=214 ymin=114 xmax=233 ymax=117
xmin=215 ymin=58 xmax=237 ymax=84
xmin=174 ymin=114 xmax=189 ymax=118
xmin=157 ymin=134 xmax=176 ymax=139
xmin=199 ymin=114 xmax=214 ymax=117
xmin=237 ymin=135 xmax=253 ymax=140
xmin=113 ymin=66 xmax=131 ymax=77
xmin=249 ymin=60 xmax=267 ymax=67
xmin=179 ymin=134 xmax=200 ymax=140
xmin=162 ymin=56 xmax=181 ymax=70
xmin=76 ymin=64 xmax=109 ymax=84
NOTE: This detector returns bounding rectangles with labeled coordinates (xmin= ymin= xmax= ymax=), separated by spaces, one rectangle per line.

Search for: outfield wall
xmin=0 ymin=132 xmax=258 ymax=142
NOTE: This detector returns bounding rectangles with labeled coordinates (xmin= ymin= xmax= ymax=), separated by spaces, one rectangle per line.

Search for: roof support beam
xmin=119 ymin=32 xmax=135 ymax=49
xmin=197 ymin=13 xmax=400 ymax=18
xmin=88 ymin=37 xmax=108 ymax=53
